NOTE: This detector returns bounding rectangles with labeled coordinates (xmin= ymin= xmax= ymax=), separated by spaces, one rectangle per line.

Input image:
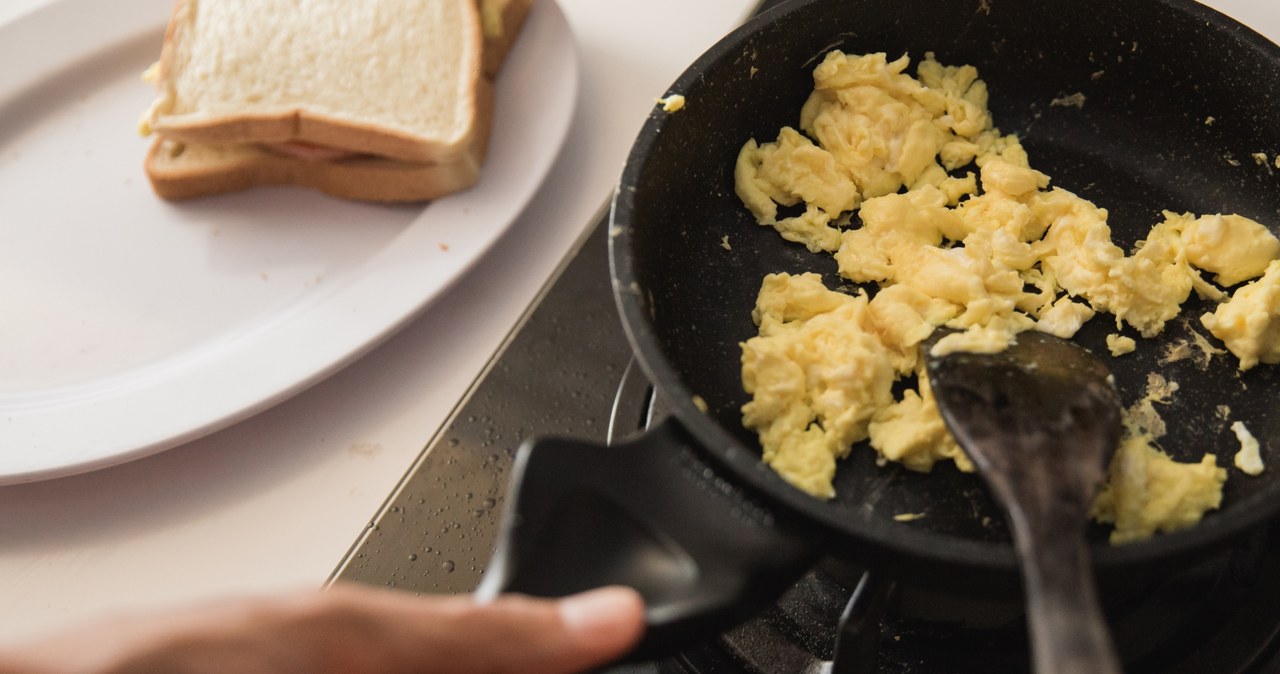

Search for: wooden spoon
xmin=924 ymin=330 xmax=1123 ymax=674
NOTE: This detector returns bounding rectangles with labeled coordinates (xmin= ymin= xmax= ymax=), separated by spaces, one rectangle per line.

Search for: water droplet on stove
xmin=408 ymin=554 xmax=419 ymax=562
xmin=442 ymin=560 xmax=456 ymax=573
xmin=482 ymin=498 xmax=497 ymax=509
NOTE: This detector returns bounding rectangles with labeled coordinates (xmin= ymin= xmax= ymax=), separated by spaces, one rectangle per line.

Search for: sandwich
xmin=139 ymin=0 xmax=530 ymax=202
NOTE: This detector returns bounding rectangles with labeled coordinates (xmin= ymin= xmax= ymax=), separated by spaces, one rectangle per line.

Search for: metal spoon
xmin=924 ymin=330 xmax=1123 ymax=674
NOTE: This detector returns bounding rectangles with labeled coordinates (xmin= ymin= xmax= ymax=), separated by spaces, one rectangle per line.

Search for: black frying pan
xmin=479 ymin=0 xmax=1280 ymax=661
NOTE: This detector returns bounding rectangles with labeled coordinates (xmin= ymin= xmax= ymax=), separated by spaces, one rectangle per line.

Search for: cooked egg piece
xmin=741 ymin=273 xmax=900 ymax=498
xmin=869 ymin=367 xmax=974 ymax=473
xmin=1201 ymin=260 xmax=1280 ymax=370
xmin=1037 ymin=297 xmax=1096 ymax=339
xmin=1231 ymin=421 xmax=1264 ymax=476
xmin=1107 ymin=334 xmax=1137 ymax=356
xmin=657 ymin=94 xmax=686 ymax=112
xmin=1091 ymin=434 xmax=1226 ymax=544
xmin=1177 ymin=212 xmax=1280 ymax=287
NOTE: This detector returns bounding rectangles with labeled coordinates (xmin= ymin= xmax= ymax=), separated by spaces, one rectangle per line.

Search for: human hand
xmin=0 ymin=584 xmax=645 ymax=674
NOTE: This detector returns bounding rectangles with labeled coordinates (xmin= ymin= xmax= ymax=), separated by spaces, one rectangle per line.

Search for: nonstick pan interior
xmin=611 ymin=0 xmax=1280 ymax=582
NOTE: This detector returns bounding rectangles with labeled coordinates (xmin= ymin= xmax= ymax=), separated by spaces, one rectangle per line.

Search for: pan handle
xmin=475 ymin=417 xmax=825 ymax=661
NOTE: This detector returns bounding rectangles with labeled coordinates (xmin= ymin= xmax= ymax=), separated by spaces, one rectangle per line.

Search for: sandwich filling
xmin=259 ymin=141 xmax=363 ymax=162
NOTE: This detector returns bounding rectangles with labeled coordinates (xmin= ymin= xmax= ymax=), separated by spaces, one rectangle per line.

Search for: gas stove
xmin=329 ymin=3 xmax=1280 ymax=669
xmin=330 ymin=209 xmax=1280 ymax=673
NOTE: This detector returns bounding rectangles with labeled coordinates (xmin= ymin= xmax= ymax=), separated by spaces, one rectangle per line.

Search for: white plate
xmin=0 ymin=0 xmax=579 ymax=483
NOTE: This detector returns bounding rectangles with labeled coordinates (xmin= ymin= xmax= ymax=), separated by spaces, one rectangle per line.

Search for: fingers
xmin=173 ymin=584 xmax=646 ymax=674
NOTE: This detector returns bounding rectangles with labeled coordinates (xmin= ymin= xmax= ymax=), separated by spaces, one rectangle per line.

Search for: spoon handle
xmin=1012 ymin=515 xmax=1122 ymax=674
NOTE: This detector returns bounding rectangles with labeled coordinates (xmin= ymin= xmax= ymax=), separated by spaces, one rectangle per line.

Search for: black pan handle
xmin=475 ymin=418 xmax=825 ymax=660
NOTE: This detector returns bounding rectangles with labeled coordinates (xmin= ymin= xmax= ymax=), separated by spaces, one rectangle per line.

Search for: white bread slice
xmin=143 ymin=0 xmax=531 ymax=202
xmin=143 ymin=0 xmax=488 ymax=164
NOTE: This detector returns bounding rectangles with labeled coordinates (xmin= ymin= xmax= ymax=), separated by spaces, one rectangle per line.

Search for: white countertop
xmin=0 ymin=0 xmax=1276 ymax=647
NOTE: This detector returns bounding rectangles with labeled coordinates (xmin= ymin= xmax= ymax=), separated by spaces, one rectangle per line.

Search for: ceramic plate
xmin=0 ymin=0 xmax=579 ymax=482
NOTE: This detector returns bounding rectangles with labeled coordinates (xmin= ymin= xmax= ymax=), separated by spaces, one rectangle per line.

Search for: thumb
xmin=437 ymin=587 xmax=647 ymax=674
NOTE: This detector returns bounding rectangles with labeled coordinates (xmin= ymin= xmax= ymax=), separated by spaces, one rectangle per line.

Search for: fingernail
xmin=558 ymin=586 xmax=643 ymax=638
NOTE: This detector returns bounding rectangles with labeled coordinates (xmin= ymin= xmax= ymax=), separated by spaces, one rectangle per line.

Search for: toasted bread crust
xmin=481 ymin=0 xmax=533 ymax=79
xmin=151 ymin=105 xmax=483 ymax=165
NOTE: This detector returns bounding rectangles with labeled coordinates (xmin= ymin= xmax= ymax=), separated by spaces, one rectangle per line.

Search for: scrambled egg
xmin=1090 ymin=374 xmax=1227 ymax=543
xmin=1201 ymin=260 xmax=1280 ymax=370
xmin=1107 ymin=334 xmax=1137 ymax=357
xmin=734 ymin=50 xmax=1278 ymax=543
xmin=1179 ymin=213 xmax=1280 ymax=287
xmin=741 ymin=273 xmax=899 ymax=498
xmin=1091 ymin=435 xmax=1226 ymax=544
xmin=657 ymin=94 xmax=687 ymax=113
xmin=1232 ymin=421 xmax=1264 ymax=476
